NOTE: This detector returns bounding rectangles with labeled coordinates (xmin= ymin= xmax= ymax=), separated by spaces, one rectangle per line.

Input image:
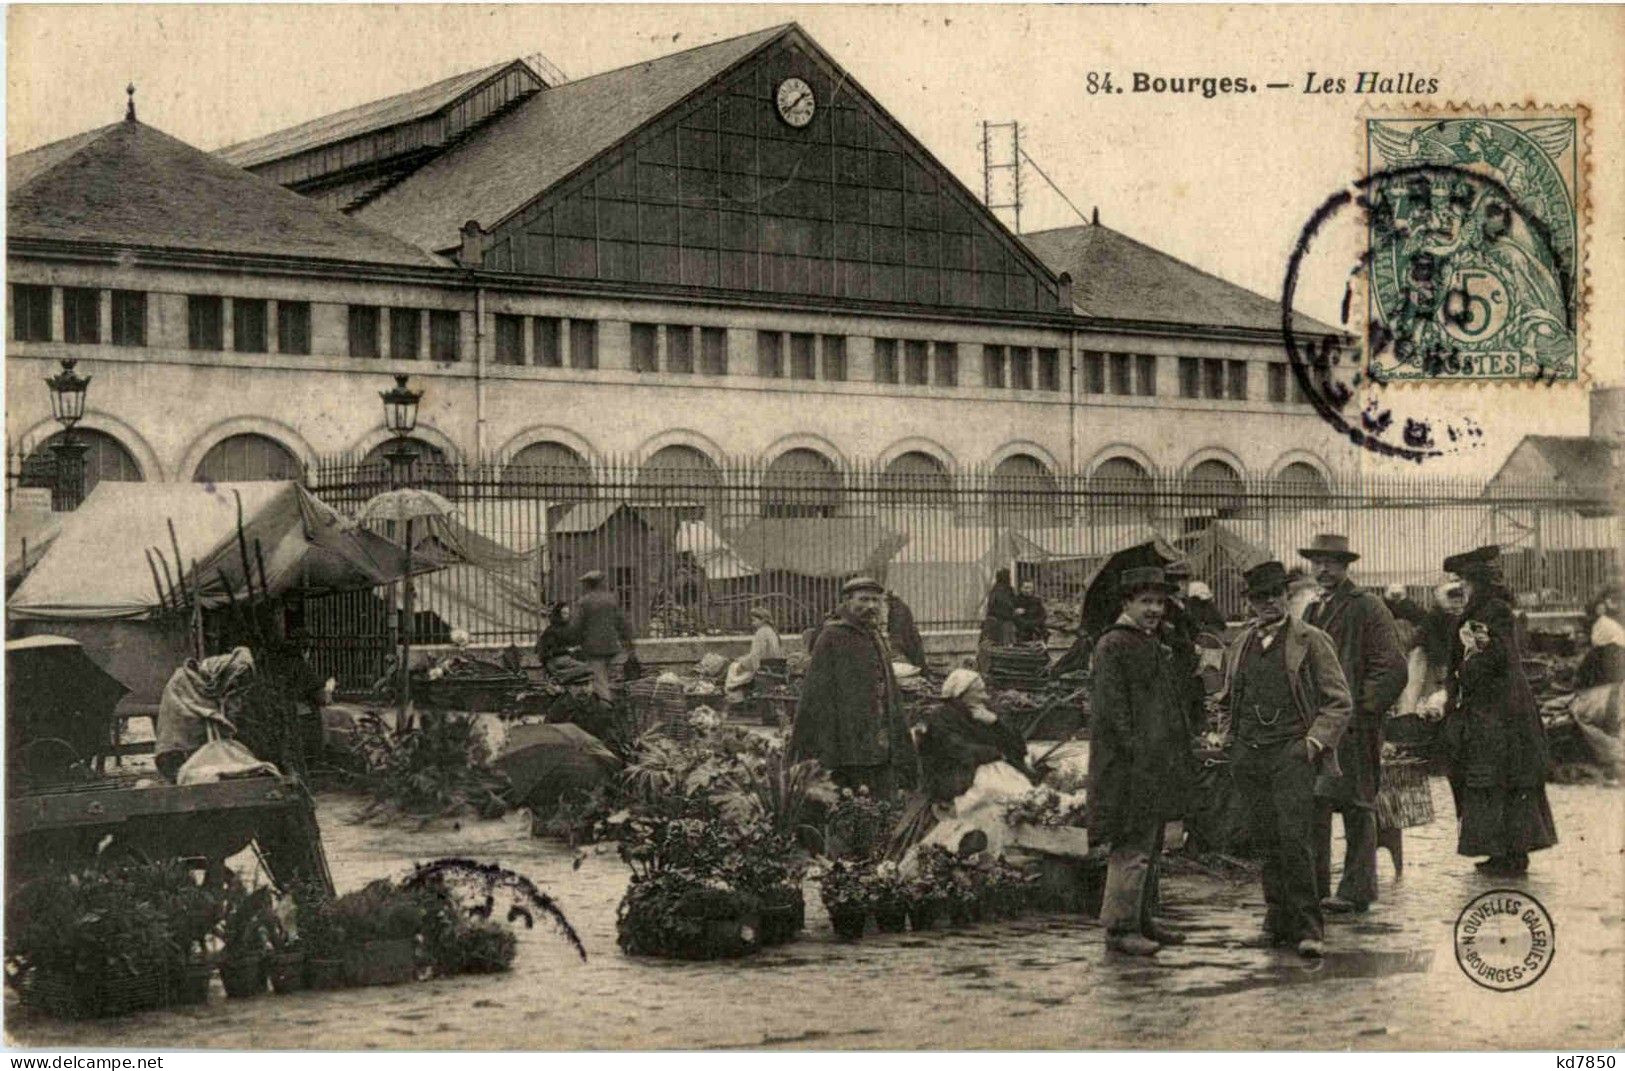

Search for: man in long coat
xmin=1221 ymin=560 xmax=1353 ymax=957
xmin=790 ymin=576 xmax=917 ymax=794
xmin=885 ymin=589 xmax=928 ymax=669
xmin=572 ymin=570 xmax=637 ymax=702
xmin=1300 ymin=534 xmax=1407 ymax=913
xmin=1087 ymin=566 xmax=1193 ymax=955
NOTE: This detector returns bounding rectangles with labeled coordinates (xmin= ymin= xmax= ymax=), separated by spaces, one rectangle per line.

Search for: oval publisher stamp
xmin=1453 ymin=889 xmax=1556 ymax=992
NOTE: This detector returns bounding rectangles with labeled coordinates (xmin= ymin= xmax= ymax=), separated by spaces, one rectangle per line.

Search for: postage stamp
xmin=1362 ymin=105 xmax=1589 ymax=385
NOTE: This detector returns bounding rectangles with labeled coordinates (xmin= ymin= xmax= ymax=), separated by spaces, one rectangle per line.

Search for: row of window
xmin=12 ymin=285 xmax=1313 ymax=404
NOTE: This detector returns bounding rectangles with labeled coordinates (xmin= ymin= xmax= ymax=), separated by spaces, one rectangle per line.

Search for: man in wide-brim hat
xmin=1220 ymin=560 xmax=1353 ymax=957
xmin=1299 ymin=534 xmax=1407 ymax=914
xmin=790 ymin=575 xmax=917 ymax=794
xmin=1086 ymin=566 xmax=1194 ymax=955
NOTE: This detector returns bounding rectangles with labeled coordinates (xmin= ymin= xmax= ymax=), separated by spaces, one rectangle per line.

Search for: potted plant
xmin=267 ymin=934 xmax=308 ymax=995
xmin=442 ymin=921 xmax=517 ymax=974
xmin=289 ymin=887 xmax=347 ymax=990
xmin=219 ymin=883 xmax=278 ymax=998
xmin=328 ymin=880 xmax=423 ymax=986
xmin=151 ymin=868 xmax=224 ymax=1006
xmin=616 ymin=869 xmax=761 ymax=959
xmin=816 ymin=859 xmax=871 ymax=939
xmin=867 ymin=861 xmax=909 ymax=934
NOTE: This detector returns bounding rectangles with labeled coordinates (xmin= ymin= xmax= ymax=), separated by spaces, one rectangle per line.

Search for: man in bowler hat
xmin=1087 ymin=566 xmax=1194 ymax=955
xmin=1221 ymin=560 xmax=1353 ymax=957
xmin=1299 ymin=534 xmax=1407 ymax=913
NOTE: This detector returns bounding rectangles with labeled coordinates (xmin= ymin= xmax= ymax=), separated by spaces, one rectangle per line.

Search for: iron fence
xmin=300 ymin=454 xmax=1620 ymax=688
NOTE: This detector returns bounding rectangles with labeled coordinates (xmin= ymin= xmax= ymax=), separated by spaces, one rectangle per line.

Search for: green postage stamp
xmin=1363 ymin=106 xmax=1588 ymax=385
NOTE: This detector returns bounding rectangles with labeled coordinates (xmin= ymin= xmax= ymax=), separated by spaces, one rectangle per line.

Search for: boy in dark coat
xmin=1221 ymin=560 xmax=1353 ymax=958
xmin=1300 ymin=534 xmax=1407 ymax=913
xmin=1012 ymin=579 xmax=1048 ymax=643
xmin=790 ymin=576 xmax=918 ymax=795
xmin=1087 ymin=566 xmax=1193 ymax=955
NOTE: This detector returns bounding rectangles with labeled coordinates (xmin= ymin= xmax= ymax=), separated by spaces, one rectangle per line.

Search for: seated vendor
xmin=154 ymin=647 xmax=256 ymax=783
xmin=544 ymin=659 xmax=622 ymax=744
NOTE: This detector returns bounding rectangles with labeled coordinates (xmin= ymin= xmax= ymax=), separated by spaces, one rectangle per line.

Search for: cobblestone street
xmin=9 ymin=776 xmax=1622 ymax=1050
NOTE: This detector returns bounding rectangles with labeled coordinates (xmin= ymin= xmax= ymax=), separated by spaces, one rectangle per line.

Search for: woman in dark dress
xmin=1441 ymin=545 xmax=1558 ymax=876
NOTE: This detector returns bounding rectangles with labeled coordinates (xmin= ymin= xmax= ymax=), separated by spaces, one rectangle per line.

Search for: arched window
xmin=1275 ymin=461 xmax=1331 ymax=499
xmin=1183 ymin=458 xmax=1246 ymax=514
xmin=990 ymin=453 xmax=1059 ymax=525
xmin=763 ymin=448 xmax=842 ymax=518
xmin=192 ymin=433 xmax=302 ymax=483
xmin=633 ymin=445 xmax=722 ymax=508
xmin=19 ymin=429 xmax=143 ymax=502
xmin=358 ymin=437 xmax=451 ymax=493
xmin=501 ymin=441 xmax=592 ymax=500
xmin=1089 ymin=456 xmax=1155 ymax=519
xmin=880 ymin=451 xmax=953 ymax=505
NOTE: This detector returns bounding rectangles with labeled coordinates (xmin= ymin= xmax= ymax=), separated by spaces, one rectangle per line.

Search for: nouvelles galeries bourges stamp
xmin=1362 ymin=105 xmax=1589 ymax=386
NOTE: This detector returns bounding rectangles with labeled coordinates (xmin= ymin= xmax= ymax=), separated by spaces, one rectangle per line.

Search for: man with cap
xmin=1087 ymin=566 xmax=1194 ymax=955
xmin=571 ymin=570 xmax=637 ymax=703
xmin=1221 ymin=560 xmax=1353 ymax=957
xmin=1439 ymin=545 xmax=1557 ymax=875
xmin=790 ymin=576 xmax=918 ymax=795
xmin=1300 ymin=534 xmax=1407 ymax=914
xmin=544 ymin=657 xmax=622 ymax=745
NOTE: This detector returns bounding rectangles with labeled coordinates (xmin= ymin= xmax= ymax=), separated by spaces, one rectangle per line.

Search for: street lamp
xmin=45 ymin=359 xmax=91 ymax=510
xmin=378 ymin=374 xmax=422 ymax=489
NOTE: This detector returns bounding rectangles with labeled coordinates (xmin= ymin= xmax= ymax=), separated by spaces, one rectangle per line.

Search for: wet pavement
xmin=8 ymin=776 xmax=1623 ymax=1050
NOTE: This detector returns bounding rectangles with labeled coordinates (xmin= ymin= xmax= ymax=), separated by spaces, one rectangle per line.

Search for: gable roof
xmin=353 ymin=25 xmax=790 ymax=252
xmin=7 ymin=118 xmax=446 ymax=268
xmin=1489 ymin=435 xmax=1616 ymax=491
xmin=216 ymin=59 xmax=533 ymax=169
xmin=1020 ymin=223 xmax=1340 ymax=337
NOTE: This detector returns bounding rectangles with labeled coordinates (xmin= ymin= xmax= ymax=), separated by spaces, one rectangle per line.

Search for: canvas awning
xmin=724 ymin=517 xmax=908 ymax=579
xmin=8 ymin=480 xmax=424 ymax=621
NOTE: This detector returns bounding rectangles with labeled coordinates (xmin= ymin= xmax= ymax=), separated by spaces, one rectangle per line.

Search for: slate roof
xmin=354 ymin=24 xmax=790 ymax=253
xmin=7 ymin=119 xmax=446 ymax=268
xmin=216 ymin=59 xmax=524 ymax=168
xmin=1020 ymin=223 xmax=1341 ymax=337
xmin=1493 ymin=435 xmax=1616 ymax=490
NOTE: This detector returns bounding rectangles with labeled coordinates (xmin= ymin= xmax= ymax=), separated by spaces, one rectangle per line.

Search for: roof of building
xmin=1489 ymin=435 xmax=1616 ymax=490
xmin=354 ymin=24 xmax=790 ymax=252
xmin=1020 ymin=223 xmax=1341 ymax=337
xmin=7 ymin=118 xmax=446 ymax=268
xmin=216 ymin=59 xmax=529 ymax=168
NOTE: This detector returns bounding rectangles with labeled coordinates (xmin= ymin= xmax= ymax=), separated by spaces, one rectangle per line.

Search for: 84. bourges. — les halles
xmin=1090 ymin=70 xmax=1441 ymax=97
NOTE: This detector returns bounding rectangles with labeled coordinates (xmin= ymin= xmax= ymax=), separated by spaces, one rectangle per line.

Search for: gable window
xmin=12 ymin=284 xmax=52 ymax=342
xmin=276 ymin=301 xmax=310 ymax=355
xmin=349 ymin=306 xmax=381 ymax=358
xmin=756 ymin=331 xmax=783 ymax=378
xmin=1269 ymin=363 xmax=1289 ymax=403
xmin=1135 ymin=354 xmax=1157 ymax=396
xmin=982 ymin=345 xmax=1005 ymax=388
xmin=1178 ymin=357 xmax=1200 ymax=399
xmin=666 ymin=325 xmax=694 ymax=373
xmin=904 ymin=339 xmax=929 ymax=385
xmin=701 ymin=327 xmax=727 ymax=375
xmin=630 ymin=323 xmax=658 ymax=372
xmin=1082 ymin=352 xmax=1105 ymax=394
xmin=494 ymin=313 xmax=525 ymax=365
xmin=389 ymin=308 xmax=420 ymax=359
xmin=111 ymin=290 xmax=147 ymax=347
xmin=1109 ymin=352 xmax=1132 ymax=396
xmin=874 ymin=338 xmax=899 ymax=384
xmin=533 ymin=317 xmax=562 ymax=367
xmin=1202 ymin=358 xmax=1225 ymax=400
xmin=569 ymin=319 xmax=598 ymax=369
xmin=430 ymin=310 xmax=461 ymax=361
xmin=1226 ymin=360 xmax=1248 ymax=401
xmin=821 ymin=335 xmax=847 ymax=381
xmin=233 ymin=298 xmax=268 ymax=354
xmin=1037 ymin=349 xmax=1060 ymax=391
xmin=63 ymin=288 xmax=100 ymax=344
xmin=790 ymin=332 xmax=816 ymax=380
xmin=188 ymin=295 xmax=224 ymax=350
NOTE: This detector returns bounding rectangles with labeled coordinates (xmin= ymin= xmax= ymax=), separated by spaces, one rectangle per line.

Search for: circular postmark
xmin=1453 ymin=888 xmax=1555 ymax=992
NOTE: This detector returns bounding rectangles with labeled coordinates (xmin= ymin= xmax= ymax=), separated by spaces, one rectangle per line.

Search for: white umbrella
xmin=359 ymin=488 xmax=458 ymax=728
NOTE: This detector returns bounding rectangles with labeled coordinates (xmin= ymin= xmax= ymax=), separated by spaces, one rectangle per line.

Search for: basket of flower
xmin=617 ymin=869 xmax=762 ymax=959
xmin=1004 ymin=785 xmax=1092 ymax=857
xmin=865 ymin=861 xmax=909 ymax=933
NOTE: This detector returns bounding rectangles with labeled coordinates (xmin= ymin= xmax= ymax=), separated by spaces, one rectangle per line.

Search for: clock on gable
xmin=774 ymin=77 xmax=816 ymax=128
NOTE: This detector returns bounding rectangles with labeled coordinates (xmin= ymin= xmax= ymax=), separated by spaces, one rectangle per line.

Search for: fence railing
xmin=300 ymin=454 xmax=1621 ymax=688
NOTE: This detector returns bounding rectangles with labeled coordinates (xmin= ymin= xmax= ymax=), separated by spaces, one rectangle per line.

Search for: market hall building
xmin=6 ymin=23 xmax=1348 ymax=506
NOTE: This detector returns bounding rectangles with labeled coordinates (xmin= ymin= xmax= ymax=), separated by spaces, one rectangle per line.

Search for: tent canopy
xmin=724 ymin=517 xmax=907 ymax=579
xmin=8 ymin=480 xmax=421 ymax=622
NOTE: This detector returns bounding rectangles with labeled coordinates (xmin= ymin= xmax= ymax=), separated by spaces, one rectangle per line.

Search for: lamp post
xmin=45 ymin=359 xmax=91 ymax=511
xmin=378 ymin=374 xmax=423 ymax=726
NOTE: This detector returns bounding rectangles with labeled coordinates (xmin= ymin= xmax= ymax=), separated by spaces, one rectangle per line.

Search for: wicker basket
xmin=19 ymin=966 xmax=172 ymax=1019
xmin=1376 ymin=759 xmax=1435 ymax=830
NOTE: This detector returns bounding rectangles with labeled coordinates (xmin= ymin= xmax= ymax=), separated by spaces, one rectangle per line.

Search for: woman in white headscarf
xmin=903 ymin=668 xmax=1036 ymax=862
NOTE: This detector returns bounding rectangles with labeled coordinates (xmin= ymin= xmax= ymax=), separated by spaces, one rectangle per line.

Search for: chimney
xmin=458 ymin=220 xmax=488 ymax=268
xmin=1091 ymin=206 xmax=1099 ymax=226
